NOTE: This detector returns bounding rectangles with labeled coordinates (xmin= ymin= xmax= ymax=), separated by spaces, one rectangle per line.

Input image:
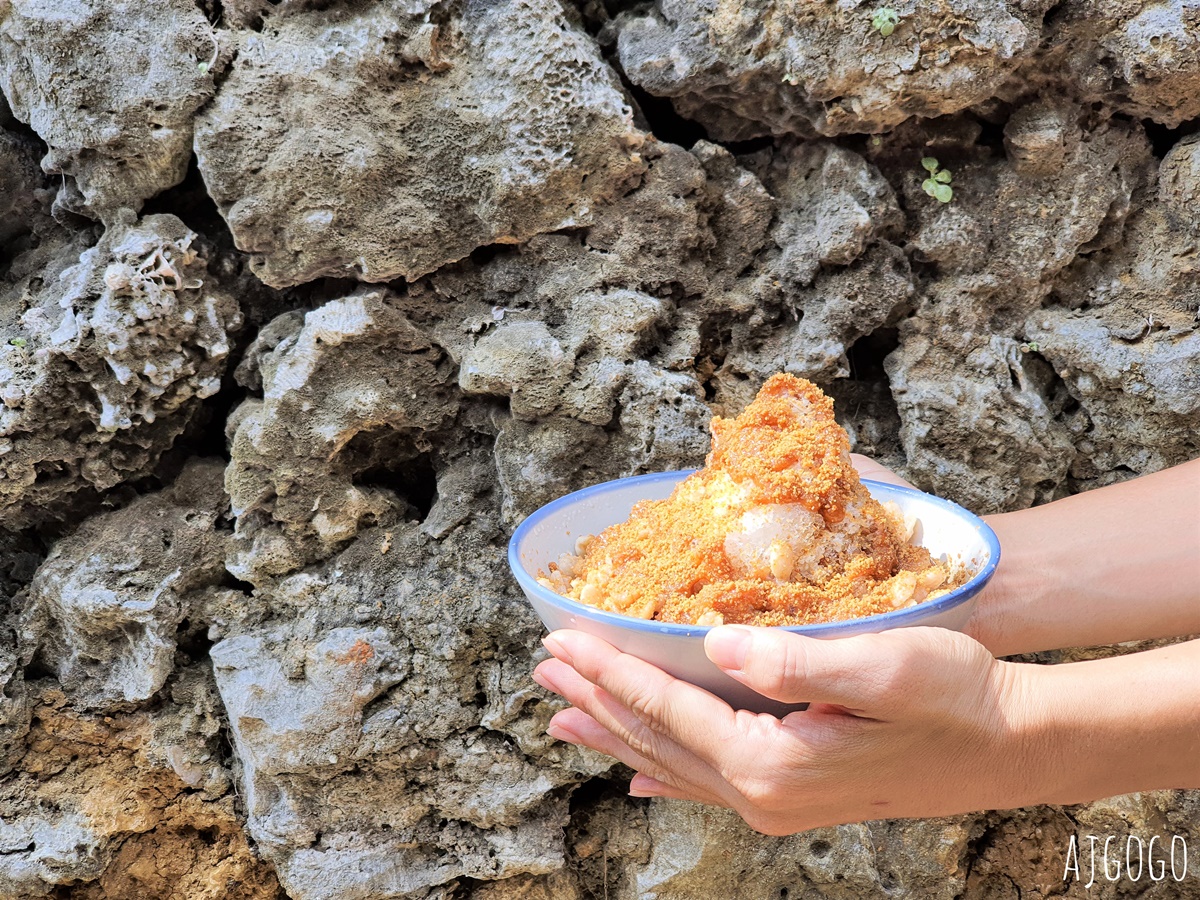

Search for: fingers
xmin=535 ymin=658 xmax=734 ymax=806
xmin=629 ymin=772 xmax=722 ymax=804
xmin=548 ymin=706 xmax=729 ymax=806
xmin=541 ymin=630 xmax=744 ymax=771
xmin=533 ymin=655 xmax=729 ymax=796
xmin=850 ymin=453 xmax=916 ymax=490
xmin=704 ymin=625 xmax=896 ymax=710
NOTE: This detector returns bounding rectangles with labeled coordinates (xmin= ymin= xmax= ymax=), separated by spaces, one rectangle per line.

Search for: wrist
xmin=1001 ymin=643 xmax=1200 ymax=807
xmin=965 ymin=510 xmax=1065 ymax=657
xmin=987 ymin=658 xmax=1070 ymax=807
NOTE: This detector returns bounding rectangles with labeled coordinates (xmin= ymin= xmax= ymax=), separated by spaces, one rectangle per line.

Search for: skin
xmin=531 ymin=456 xmax=1200 ymax=834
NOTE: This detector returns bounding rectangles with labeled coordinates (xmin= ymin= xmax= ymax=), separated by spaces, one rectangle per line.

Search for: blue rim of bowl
xmin=507 ymin=470 xmax=1001 ymax=637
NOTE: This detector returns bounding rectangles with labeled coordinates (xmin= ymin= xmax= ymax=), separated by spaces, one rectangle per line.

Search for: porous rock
xmin=0 ymin=214 xmax=242 ymax=526
xmin=0 ymin=0 xmax=221 ymax=222
xmin=206 ymin=520 xmax=611 ymax=900
xmin=0 ymin=126 xmax=48 ymax=249
xmin=1022 ymin=0 xmax=1200 ymax=128
xmin=194 ymin=0 xmax=645 ymax=287
xmin=698 ymin=141 xmax=913 ymax=413
xmin=601 ymin=801 xmax=974 ymax=899
xmin=1024 ymin=167 xmax=1200 ymax=485
xmin=616 ymin=0 xmax=1054 ymax=139
xmin=0 ymin=667 xmax=282 ymax=899
xmin=0 ymin=528 xmax=41 ymax=778
xmin=224 ymin=288 xmax=456 ymax=582
xmin=3 ymin=10 xmax=1200 ymax=899
xmin=883 ymin=105 xmax=1154 ymax=511
xmin=20 ymin=459 xmax=232 ymax=711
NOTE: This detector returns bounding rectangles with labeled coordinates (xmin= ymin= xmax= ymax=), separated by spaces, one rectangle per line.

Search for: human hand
xmin=849 ymin=453 xmax=915 ymax=490
xmin=532 ymin=625 xmax=1044 ymax=835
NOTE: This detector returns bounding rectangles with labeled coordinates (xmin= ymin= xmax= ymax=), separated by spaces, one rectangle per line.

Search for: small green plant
xmin=1019 ymin=341 xmax=1040 ymax=353
xmin=871 ymin=8 xmax=901 ymax=37
xmin=782 ymin=70 xmax=800 ymax=85
xmin=921 ymin=156 xmax=953 ymax=203
xmin=198 ymin=33 xmax=218 ymax=75
xmin=7 ymin=337 xmax=26 ymax=348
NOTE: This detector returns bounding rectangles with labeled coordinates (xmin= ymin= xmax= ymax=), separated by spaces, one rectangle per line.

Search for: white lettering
xmin=1085 ymin=835 xmax=1099 ymax=890
xmin=1172 ymin=835 xmax=1188 ymax=882
xmin=1103 ymin=836 xmax=1121 ymax=881
xmin=1126 ymin=835 xmax=1144 ymax=882
xmin=1064 ymin=834 xmax=1081 ymax=883
xmin=1063 ymin=834 xmax=1189 ymax=886
xmin=1149 ymin=835 xmax=1166 ymax=882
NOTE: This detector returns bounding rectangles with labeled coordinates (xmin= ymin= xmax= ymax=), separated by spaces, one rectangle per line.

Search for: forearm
xmin=967 ymin=459 xmax=1200 ymax=656
xmin=1010 ymin=639 xmax=1200 ymax=805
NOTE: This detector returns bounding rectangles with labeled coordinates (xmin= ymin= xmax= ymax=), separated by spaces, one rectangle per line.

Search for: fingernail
xmin=705 ymin=625 xmax=753 ymax=671
xmin=531 ymin=668 xmax=558 ymax=693
xmin=546 ymin=722 xmax=578 ymax=743
xmin=541 ymin=633 xmax=574 ymax=666
xmin=629 ymin=774 xmax=664 ymax=798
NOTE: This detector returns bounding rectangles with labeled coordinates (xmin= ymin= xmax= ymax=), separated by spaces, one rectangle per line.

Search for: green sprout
xmin=782 ymin=70 xmax=800 ymax=85
xmin=198 ymin=32 xmax=218 ymax=76
xmin=920 ymin=156 xmax=954 ymax=203
xmin=1019 ymin=341 xmax=1040 ymax=353
xmin=7 ymin=337 xmax=26 ymax=348
xmin=871 ymin=8 xmax=901 ymax=37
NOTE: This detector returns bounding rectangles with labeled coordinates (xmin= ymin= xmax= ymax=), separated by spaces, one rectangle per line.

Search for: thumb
xmin=850 ymin=453 xmax=916 ymax=490
xmin=705 ymin=625 xmax=891 ymax=709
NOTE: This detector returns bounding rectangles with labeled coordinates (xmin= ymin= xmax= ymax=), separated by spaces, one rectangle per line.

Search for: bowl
xmin=508 ymin=471 xmax=1000 ymax=715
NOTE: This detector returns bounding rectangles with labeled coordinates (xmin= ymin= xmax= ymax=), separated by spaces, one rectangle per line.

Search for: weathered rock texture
xmin=0 ymin=214 xmax=242 ymax=526
xmin=0 ymin=0 xmax=221 ymax=222
xmin=194 ymin=0 xmax=644 ymax=287
xmin=616 ymin=0 xmax=1056 ymax=139
xmin=1 ymin=0 xmax=1198 ymax=897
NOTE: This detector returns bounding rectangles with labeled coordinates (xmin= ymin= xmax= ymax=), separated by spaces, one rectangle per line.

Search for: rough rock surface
xmin=224 ymin=289 xmax=456 ymax=580
xmin=0 ymin=126 xmax=47 ymax=250
xmin=194 ymin=0 xmax=645 ymax=287
xmin=615 ymin=0 xmax=1055 ymax=139
xmin=0 ymin=213 xmax=242 ymax=526
xmin=1 ymin=1 xmax=1198 ymax=898
xmin=882 ymin=103 xmax=1156 ymax=511
xmin=207 ymin=521 xmax=611 ymax=899
xmin=1020 ymin=0 xmax=1200 ymax=128
xmin=0 ymin=670 xmax=283 ymax=900
xmin=21 ymin=460 xmax=233 ymax=710
xmin=0 ymin=0 xmax=221 ymax=222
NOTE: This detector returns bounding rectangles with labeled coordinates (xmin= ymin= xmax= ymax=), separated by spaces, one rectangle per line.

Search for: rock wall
xmin=1 ymin=1 xmax=1198 ymax=898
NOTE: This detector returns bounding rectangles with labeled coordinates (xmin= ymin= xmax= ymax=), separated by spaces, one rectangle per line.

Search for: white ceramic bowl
xmin=508 ymin=471 xmax=1000 ymax=715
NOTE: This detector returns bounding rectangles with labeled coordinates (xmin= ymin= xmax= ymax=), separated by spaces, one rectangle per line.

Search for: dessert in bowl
xmin=507 ymin=375 xmax=1000 ymax=714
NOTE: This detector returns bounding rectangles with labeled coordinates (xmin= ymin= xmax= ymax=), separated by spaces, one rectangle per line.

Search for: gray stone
xmin=0 ymin=529 xmax=40 ymax=778
xmin=616 ymin=0 xmax=1054 ymax=139
xmin=1026 ymin=0 xmax=1200 ymax=128
xmin=601 ymin=801 xmax=974 ymax=899
xmin=224 ymin=289 xmax=455 ymax=583
xmin=460 ymin=322 xmax=575 ymax=421
xmin=695 ymin=142 xmax=913 ymax=412
xmin=882 ymin=106 xmax=1154 ymax=511
xmin=0 ymin=214 xmax=241 ymax=526
xmin=0 ymin=127 xmax=47 ymax=248
xmin=194 ymin=0 xmax=645 ymax=287
xmin=2 ymin=13 xmax=1200 ymax=899
xmin=886 ymin=319 xmax=1077 ymax=514
xmin=21 ymin=459 xmax=232 ymax=710
xmin=0 ymin=0 xmax=221 ymax=222
xmin=207 ymin=521 xmax=609 ymax=900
